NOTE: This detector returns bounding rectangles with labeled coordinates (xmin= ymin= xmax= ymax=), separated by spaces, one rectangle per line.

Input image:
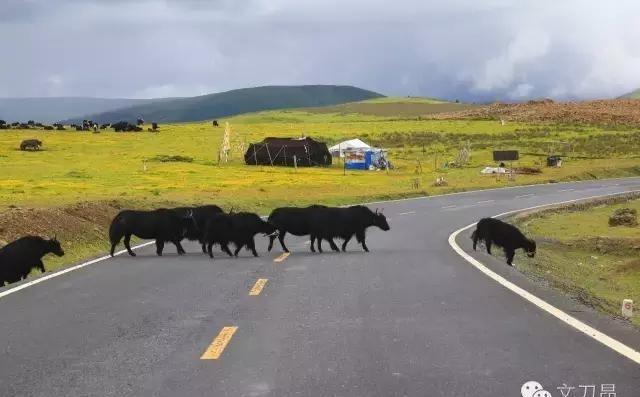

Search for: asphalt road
xmin=2 ymin=178 xmax=640 ymax=397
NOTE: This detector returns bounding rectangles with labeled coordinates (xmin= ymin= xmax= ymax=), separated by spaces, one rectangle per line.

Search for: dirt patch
xmin=428 ymin=99 xmax=640 ymax=127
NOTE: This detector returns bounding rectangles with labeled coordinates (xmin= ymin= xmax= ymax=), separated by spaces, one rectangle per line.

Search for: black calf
xmin=471 ymin=217 xmax=536 ymax=266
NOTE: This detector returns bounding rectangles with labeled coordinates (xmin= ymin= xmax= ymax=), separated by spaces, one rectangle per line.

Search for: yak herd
xmin=0 ymin=119 xmax=158 ymax=133
xmin=108 ymin=204 xmax=391 ymax=259
xmin=0 ymin=202 xmax=538 ymax=287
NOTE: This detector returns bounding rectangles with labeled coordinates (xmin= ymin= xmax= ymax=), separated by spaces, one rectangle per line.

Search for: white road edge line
xmin=476 ymin=199 xmax=495 ymax=204
xmin=398 ymin=211 xmax=416 ymax=215
xmin=0 ymin=241 xmax=155 ymax=299
xmin=442 ymin=205 xmax=457 ymax=209
xmin=448 ymin=190 xmax=640 ymax=365
xmin=558 ymin=188 xmax=575 ymax=192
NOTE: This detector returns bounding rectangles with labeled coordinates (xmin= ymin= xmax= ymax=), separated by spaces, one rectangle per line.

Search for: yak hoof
xmin=129 ymin=252 xmax=137 ymax=257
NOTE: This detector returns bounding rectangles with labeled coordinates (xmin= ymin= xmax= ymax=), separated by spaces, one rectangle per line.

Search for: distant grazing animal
xmin=471 ymin=217 xmax=536 ymax=266
xmin=20 ymin=139 xmax=42 ymax=151
xmin=27 ymin=120 xmax=35 ymax=126
xmin=212 ymin=120 xmax=219 ymax=127
xmin=111 ymin=121 xmax=129 ymax=132
xmin=75 ymin=126 xmax=83 ymax=131
xmin=308 ymin=206 xmax=390 ymax=252
xmin=203 ymin=212 xmax=275 ymax=259
xmin=151 ymin=122 xmax=158 ymax=130
xmin=0 ymin=236 xmax=65 ymax=286
xmin=108 ymin=209 xmax=197 ymax=257
xmin=35 ymin=122 xmax=43 ymax=127
xmin=11 ymin=122 xmax=20 ymax=126
xmin=137 ymin=118 xmax=144 ymax=126
xmin=56 ymin=126 xmax=66 ymax=131
xmin=100 ymin=123 xmax=110 ymax=129
xmin=172 ymin=205 xmax=224 ymax=253
xmin=267 ymin=205 xmax=327 ymax=252
xmin=43 ymin=125 xmax=54 ymax=130
xmin=19 ymin=123 xmax=30 ymax=129
xmin=0 ymin=120 xmax=6 ymax=125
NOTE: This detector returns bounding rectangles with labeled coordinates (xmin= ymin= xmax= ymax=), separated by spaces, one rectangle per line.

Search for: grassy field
xmin=1 ymin=101 xmax=640 ymax=277
xmin=512 ymin=195 xmax=640 ymax=326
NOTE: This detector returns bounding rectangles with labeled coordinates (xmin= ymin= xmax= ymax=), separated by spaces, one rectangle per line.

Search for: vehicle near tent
xmin=244 ymin=137 xmax=332 ymax=167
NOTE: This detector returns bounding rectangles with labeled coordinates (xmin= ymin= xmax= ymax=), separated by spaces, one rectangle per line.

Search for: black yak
xmin=100 ymin=123 xmax=111 ymax=129
xmin=309 ymin=206 xmax=390 ymax=252
xmin=172 ymin=205 xmax=224 ymax=253
xmin=267 ymin=205 xmax=327 ymax=253
xmin=0 ymin=236 xmax=65 ymax=286
xmin=471 ymin=217 xmax=536 ymax=266
xmin=108 ymin=209 xmax=196 ymax=257
xmin=20 ymin=139 xmax=42 ymax=151
xmin=203 ymin=212 xmax=275 ymax=259
xmin=43 ymin=125 xmax=54 ymax=130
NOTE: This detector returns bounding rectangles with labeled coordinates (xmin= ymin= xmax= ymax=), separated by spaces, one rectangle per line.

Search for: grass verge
xmin=510 ymin=193 xmax=640 ymax=327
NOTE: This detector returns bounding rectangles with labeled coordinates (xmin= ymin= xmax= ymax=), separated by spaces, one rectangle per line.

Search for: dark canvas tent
xmin=244 ymin=137 xmax=332 ymax=167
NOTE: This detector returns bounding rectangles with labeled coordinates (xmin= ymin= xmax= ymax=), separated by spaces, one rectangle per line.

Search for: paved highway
xmin=1 ymin=178 xmax=640 ymax=397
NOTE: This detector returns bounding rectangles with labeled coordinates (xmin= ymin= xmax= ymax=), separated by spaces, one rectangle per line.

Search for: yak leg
xmin=233 ymin=243 xmax=243 ymax=257
xmin=310 ymin=235 xmax=316 ymax=252
xmin=37 ymin=259 xmax=45 ymax=273
xmin=328 ymin=238 xmax=340 ymax=252
xmin=267 ymin=235 xmax=276 ymax=252
xmin=472 ymin=233 xmax=479 ymax=251
xmin=341 ymin=236 xmax=352 ymax=252
xmin=201 ymin=240 xmax=207 ymax=254
xmin=221 ymin=244 xmax=234 ymax=257
xmin=248 ymin=238 xmax=259 ymax=257
xmin=485 ymin=240 xmax=492 ymax=255
xmin=207 ymin=243 xmax=214 ymax=259
xmin=505 ymin=249 xmax=515 ymax=266
xmin=278 ymin=231 xmax=290 ymax=253
xmin=317 ymin=238 xmax=324 ymax=253
xmin=173 ymin=240 xmax=186 ymax=255
xmin=356 ymin=231 xmax=369 ymax=252
xmin=123 ymin=234 xmax=136 ymax=257
xmin=155 ymin=240 xmax=165 ymax=256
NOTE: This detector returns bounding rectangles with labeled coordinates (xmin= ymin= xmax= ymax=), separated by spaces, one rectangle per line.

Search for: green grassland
xmin=2 ymin=111 xmax=640 ymax=211
xmin=1 ymin=102 xmax=640 ymax=277
xmin=513 ymin=196 xmax=640 ymax=326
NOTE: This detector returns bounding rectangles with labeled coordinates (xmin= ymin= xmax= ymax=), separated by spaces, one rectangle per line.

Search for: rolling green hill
xmin=618 ymin=88 xmax=640 ymax=99
xmin=66 ymin=85 xmax=383 ymax=124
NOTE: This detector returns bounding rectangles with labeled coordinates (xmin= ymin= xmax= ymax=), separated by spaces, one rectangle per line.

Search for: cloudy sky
xmin=1 ymin=0 xmax=640 ymax=101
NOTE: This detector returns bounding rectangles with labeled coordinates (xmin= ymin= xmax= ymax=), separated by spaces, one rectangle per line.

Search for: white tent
xmin=328 ymin=138 xmax=371 ymax=158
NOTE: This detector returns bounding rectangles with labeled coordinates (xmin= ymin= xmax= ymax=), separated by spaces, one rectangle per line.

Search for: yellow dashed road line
xmin=249 ymin=278 xmax=268 ymax=296
xmin=200 ymin=326 xmax=238 ymax=360
xmin=273 ymin=252 xmax=290 ymax=263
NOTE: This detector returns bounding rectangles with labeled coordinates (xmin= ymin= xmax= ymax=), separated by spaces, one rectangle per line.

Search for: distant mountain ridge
xmin=0 ymin=97 xmax=160 ymax=123
xmin=64 ymin=85 xmax=383 ymax=124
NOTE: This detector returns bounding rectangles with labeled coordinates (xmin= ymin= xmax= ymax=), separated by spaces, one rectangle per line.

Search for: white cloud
xmin=1 ymin=0 xmax=640 ymax=100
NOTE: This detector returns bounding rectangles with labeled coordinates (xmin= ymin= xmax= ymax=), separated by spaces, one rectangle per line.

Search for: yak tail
xmin=470 ymin=230 xmax=477 ymax=241
xmin=108 ymin=213 xmax=126 ymax=244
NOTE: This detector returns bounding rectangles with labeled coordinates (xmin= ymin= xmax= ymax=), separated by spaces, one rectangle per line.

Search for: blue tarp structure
xmin=345 ymin=149 xmax=387 ymax=170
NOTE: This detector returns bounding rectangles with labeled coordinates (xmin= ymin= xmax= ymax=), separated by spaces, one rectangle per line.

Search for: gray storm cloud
xmin=1 ymin=0 xmax=639 ymax=101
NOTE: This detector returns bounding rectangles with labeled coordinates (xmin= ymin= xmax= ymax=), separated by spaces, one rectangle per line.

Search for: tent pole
xmin=266 ymin=143 xmax=274 ymax=166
